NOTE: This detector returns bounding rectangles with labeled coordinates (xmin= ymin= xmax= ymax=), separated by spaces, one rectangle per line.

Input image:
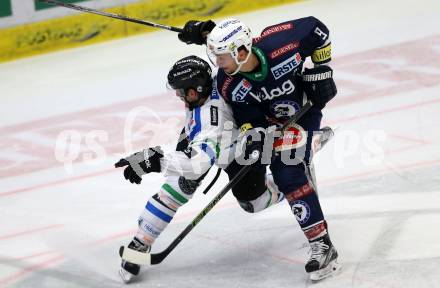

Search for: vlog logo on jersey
xmin=248 ymin=79 xmax=295 ymax=101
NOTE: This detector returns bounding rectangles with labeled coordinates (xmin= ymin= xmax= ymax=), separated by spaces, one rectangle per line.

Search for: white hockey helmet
xmin=206 ymin=18 xmax=252 ymax=75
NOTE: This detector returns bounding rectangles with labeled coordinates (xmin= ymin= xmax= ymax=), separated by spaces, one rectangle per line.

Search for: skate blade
xmin=119 ymin=267 xmax=135 ymax=284
xmin=310 ymin=259 xmax=342 ymax=282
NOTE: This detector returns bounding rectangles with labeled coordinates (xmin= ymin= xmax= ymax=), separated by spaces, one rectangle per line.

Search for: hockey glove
xmin=114 ymin=146 xmax=163 ymax=184
xmin=178 ymin=20 xmax=216 ymax=45
xmin=240 ymin=124 xmax=265 ymax=164
xmin=302 ymin=65 xmax=337 ymax=109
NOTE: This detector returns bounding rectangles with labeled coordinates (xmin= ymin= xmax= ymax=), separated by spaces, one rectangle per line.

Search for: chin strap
xmin=227 ymin=62 xmax=244 ymax=76
xmin=226 ymin=50 xmax=252 ymax=76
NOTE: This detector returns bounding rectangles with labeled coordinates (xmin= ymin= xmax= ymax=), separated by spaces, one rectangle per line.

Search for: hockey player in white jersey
xmin=114 ymin=55 xmax=284 ymax=283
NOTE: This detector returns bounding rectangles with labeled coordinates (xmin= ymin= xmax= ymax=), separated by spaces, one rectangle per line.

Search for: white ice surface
xmin=1 ymin=0 xmax=440 ymax=287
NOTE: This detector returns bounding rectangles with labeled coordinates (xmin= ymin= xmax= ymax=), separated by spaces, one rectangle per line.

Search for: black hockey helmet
xmin=167 ymin=55 xmax=213 ymax=105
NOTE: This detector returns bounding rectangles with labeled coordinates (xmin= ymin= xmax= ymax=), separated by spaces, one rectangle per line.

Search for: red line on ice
xmin=320 ymin=158 xmax=440 ymax=187
xmin=0 ymin=224 xmax=64 ymax=241
xmin=326 ymin=97 xmax=440 ymax=125
xmin=0 ymin=255 xmax=64 ymax=287
xmin=1 ymin=97 xmax=438 ymax=198
xmin=1 ymin=35 xmax=439 ymax=179
xmin=0 ymin=168 xmax=116 ymax=197
xmin=388 ymin=133 xmax=432 ymax=145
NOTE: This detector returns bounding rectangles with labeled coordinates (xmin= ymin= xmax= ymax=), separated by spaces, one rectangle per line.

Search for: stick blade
xmin=119 ymin=245 xmax=152 ymax=265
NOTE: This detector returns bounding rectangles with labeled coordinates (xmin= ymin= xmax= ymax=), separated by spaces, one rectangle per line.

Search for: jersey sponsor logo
xmin=253 ymin=23 xmax=294 ymax=43
xmin=220 ymin=25 xmax=242 ymax=43
xmin=211 ymin=89 xmax=220 ymax=99
xmin=221 ymin=76 xmax=233 ymax=99
xmin=232 ymin=78 xmax=252 ymax=102
xmin=270 ymin=52 xmax=302 ymax=79
xmin=269 ymin=41 xmax=300 ymax=59
xmin=210 ymin=106 xmax=218 ymax=126
xmin=142 ymin=222 xmax=161 ymax=236
xmin=285 ymin=183 xmax=314 ymax=202
xmin=312 ymin=43 xmax=332 ymax=64
xmin=273 ymin=123 xmax=307 ymax=152
xmin=291 ymin=200 xmax=311 ymax=225
xmin=270 ymin=100 xmax=300 ymax=118
xmin=304 ymin=221 xmax=326 ymax=240
xmin=249 ymin=79 xmax=295 ymax=101
xmin=211 ymin=83 xmax=220 ymax=99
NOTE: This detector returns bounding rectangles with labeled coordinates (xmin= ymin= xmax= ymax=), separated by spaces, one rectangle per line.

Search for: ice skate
xmin=305 ymin=234 xmax=341 ymax=281
xmin=119 ymin=238 xmax=151 ymax=283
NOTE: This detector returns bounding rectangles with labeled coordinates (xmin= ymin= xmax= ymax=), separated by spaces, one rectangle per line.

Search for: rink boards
xmin=0 ymin=0 xmax=302 ymax=63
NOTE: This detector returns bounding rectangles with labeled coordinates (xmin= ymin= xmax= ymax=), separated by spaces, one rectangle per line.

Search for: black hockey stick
xmin=151 ymin=161 xmax=254 ymax=264
xmin=202 ymin=168 xmax=222 ymax=195
xmin=119 ymin=101 xmax=313 ymax=265
xmin=280 ymin=100 xmax=313 ymax=133
xmin=119 ymin=158 xmax=255 ymax=265
xmin=38 ymin=0 xmax=183 ymax=33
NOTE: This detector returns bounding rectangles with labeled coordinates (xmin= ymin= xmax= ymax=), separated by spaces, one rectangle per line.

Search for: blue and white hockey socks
xmin=135 ymin=176 xmax=196 ymax=245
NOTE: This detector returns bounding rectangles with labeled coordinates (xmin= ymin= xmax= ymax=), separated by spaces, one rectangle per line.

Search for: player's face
xmin=175 ymin=88 xmax=200 ymax=107
xmin=214 ymin=53 xmax=238 ymax=74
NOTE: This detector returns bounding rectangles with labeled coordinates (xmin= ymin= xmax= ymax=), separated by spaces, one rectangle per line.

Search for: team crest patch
xmin=232 ymin=79 xmax=252 ymax=102
xmin=291 ymin=200 xmax=311 ymax=225
xmin=270 ymin=100 xmax=300 ymax=118
xmin=273 ymin=123 xmax=307 ymax=152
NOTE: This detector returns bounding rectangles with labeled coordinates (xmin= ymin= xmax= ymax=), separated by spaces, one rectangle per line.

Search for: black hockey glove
xmin=114 ymin=146 xmax=163 ymax=184
xmin=240 ymin=124 xmax=265 ymax=165
xmin=178 ymin=20 xmax=216 ymax=45
xmin=302 ymin=65 xmax=337 ymax=109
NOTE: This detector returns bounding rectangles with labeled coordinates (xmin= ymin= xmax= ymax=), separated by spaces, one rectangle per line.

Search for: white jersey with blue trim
xmin=161 ymin=83 xmax=240 ymax=180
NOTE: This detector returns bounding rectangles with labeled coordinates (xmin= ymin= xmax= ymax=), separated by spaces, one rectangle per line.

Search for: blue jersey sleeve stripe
xmin=189 ymin=107 xmax=202 ymax=140
xmin=201 ymin=143 xmax=216 ymax=166
xmin=145 ymin=202 xmax=173 ymax=223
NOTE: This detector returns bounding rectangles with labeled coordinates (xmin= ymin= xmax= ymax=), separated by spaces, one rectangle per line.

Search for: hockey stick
xmin=202 ymin=168 xmax=222 ymax=195
xmin=280 ymin=100 xmax=313 ymax=134
xmin=119 ymin=157 xmax=255 ymax=265
xmin=37 ymin=0 xmax=183 ymax=32
xmin=120 ymin=101 xmax=313 ymax=265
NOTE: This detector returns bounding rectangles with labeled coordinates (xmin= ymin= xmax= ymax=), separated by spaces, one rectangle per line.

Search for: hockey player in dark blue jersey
xmin=178 ymin=17 xmax=340 ymax=281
